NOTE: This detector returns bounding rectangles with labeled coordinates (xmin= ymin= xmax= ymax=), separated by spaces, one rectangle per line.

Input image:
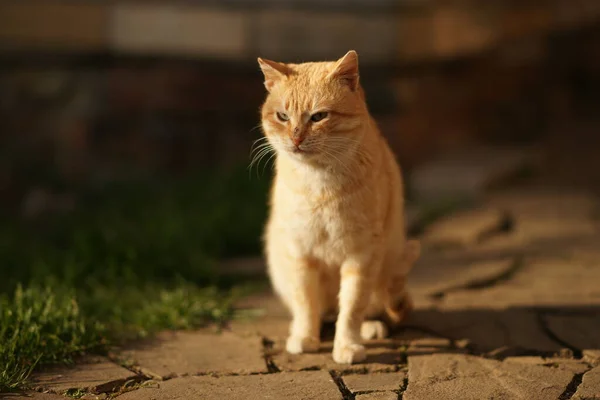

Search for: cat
xmin=257 ymin=50 xmax=420 ymax=364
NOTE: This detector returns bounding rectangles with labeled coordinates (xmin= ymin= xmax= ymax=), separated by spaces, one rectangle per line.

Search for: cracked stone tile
xmin=80 ymin=395 xmax=108 ymax=400
xmin=356 ymin=392 xmax=398 ymax=400
xmin=422 ymin=207 xmax=507 ymax=247
xmin=269 ymin=326 xmax=450 ymax=373
xmin=405 ymin=337 xmax=468 ymax=357
xmin=584 ymin=350 xmax=600 ymax=366
xmin=271 ymin=339 xmax=406 ymax=373
xmin=504 ymin=356 xmax=590 ymax=374
xmin=486 ymin=189 xmax=598 ymax=221
xmin=408 ymin=256 xmax=516 ymax=297
xmin=485 ymin=189 xmax=599 ymax=242
xmin=2 ymin=393 xmax=67 ymax=399
xmin=574 ymin=366 xmax=600 ymax=400
xmin=229 ymin=316 xmax=290 ymax=339
xmin=406 ymin=308 xmax=560 ymax=352
xmin=32 ymin=355 xmax=138 ymax=394
xmin=228 ymin=292 xmax=291 ymax=338
xmin=410 ymin=145 xmax=535 ymax=201
xmin=119 ymin=329 xmax=266 ymax=379
xmin=233 ymin=291 xmax=288 ymax=319
xmin=516 ymin=217 xmax=598 ymax=242
xmin=544 ymin=314 xmax=600 ymax=350
xmin=273 ymin=336 xmax=462 ymax=375
xmin=439 ymin=257 xmax=600 ymax=309
xmin=404 ymin=354 xmax=576 ymax=400
xmin=115 ymin=371 xmax=342 ymax=400
xmin=342 ymin=371 xmax=406 ymax=393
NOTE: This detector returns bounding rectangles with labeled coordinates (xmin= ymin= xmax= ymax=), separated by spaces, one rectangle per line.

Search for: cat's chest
xmin=273 ymin=183 xmax=376 ymax=252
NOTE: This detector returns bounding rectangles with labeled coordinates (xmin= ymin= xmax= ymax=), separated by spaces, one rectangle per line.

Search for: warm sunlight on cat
xmin=257 ymin=50 xmax=420 ymax=364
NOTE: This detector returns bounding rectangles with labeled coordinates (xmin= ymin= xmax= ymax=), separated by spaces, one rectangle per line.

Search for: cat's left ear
xmin=329 ymin=50 xmax=359 ymax=91
xmin=257 ymin=58 xmax=290 ymax=92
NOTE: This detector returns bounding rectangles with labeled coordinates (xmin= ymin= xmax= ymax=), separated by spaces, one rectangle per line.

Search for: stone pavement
xmin=16 ymin=188 xmax=600 ymax=400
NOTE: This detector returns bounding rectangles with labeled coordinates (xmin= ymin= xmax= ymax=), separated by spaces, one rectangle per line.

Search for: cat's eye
xmin=310 ymin=112 xmax=328 ymax=122
xmin=276 ymin=112 xmax=289 ymax=122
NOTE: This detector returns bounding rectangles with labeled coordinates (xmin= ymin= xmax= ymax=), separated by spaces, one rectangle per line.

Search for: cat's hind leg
xmin=360 ymin=320 xmax=389 ymax=340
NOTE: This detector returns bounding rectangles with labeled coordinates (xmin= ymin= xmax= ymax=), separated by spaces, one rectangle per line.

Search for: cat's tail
xmin=383 ymin=239 xmax=421 ymax=325
xmin=400 ymin=239 xmax=421 ymax=274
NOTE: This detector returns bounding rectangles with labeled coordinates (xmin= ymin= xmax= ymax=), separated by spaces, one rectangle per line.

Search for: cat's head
xmin=258 ymin=51 xmax=368 ymax=163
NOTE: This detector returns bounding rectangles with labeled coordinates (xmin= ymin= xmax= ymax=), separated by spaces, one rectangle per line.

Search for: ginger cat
xmin=257 ymin=51 xmax=420 ymax=364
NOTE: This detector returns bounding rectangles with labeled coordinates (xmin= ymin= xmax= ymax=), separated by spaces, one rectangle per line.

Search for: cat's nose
xmin=291 ymin=127 xmax=305 ymax=147
xmin=292 ymin=135 xmax=304 ymax=147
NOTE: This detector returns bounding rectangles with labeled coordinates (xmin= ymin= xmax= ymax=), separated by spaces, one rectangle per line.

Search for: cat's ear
xmin=258 ymin=58 xmax=290 ymax=91
xmin=329 ymin=50 xmax=359 ymax=91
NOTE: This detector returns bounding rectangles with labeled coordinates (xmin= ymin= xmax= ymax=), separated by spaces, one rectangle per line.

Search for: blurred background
xmin=1 ymin=1 xmax=600 ymax=209
xmin=1 ymin=0 xmax=600 ymax=391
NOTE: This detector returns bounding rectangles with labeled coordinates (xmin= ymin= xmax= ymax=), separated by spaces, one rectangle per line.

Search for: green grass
xmin=0 ymin=166 xmax=270 ymax=392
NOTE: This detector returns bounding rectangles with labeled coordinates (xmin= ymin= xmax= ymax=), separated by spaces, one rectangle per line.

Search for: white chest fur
xmin=270 ymin=169 xmax=382 ymax=267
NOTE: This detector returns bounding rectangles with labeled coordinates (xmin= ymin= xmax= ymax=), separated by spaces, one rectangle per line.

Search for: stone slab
xmin=486 ymin=190 xmax=598 ymax=221
xmin=270 ymin=330 xmax=463 ymax=373
xmin=574 ymin=366 xmax=600 ymax=400
xmin=584 ymin=350 xmax=600 ymax=366
xmin=423 ymin=207 xmax=506 ymax=246
xmin=81 ymin=395 xmax=108 ymax=400
xmin=404 ymin=337 xmax=468 ymax=357
xmin=116 ymin=371 xmax=342 ymax=400
xmin=343 ymin=372 xmax=405 ymax=393
xmin=544 ymin=314 xmax=600 ymax=350
xmin=410 ymin=145 xmax=535 ymax=201
xmin=271 ymin=339 xmax=406 ymax=373
xmin=2 ymin=393 xmax=68 ymax=399
xmin=485 ymin=189 xmax=600 ymax=242
xmin=504 ymin=356 xmax=590 ymax=374
xmin=404 ymin=354 xmax=575 ymax=400
xmin=229 ymin=316 xmax=290 ymax=339
xmin=233 ymin=292 xmax=289 ymax=320
xmin=120 ymin=330 xmax=266 ymax=379
xmin=32 ymin=356 xmax=137 ymax=393
xmin=356 ymin=392 xmax=398 ymax=400
xmin=439 ymin=257 xmax=600 ymax=309
xmin=229 ymin=292 xmax=290 ymax=338
xmin=408 ymin=256 xmax=516 ymax=297
xmin=407 ymin=308 xmax=560 ymax=353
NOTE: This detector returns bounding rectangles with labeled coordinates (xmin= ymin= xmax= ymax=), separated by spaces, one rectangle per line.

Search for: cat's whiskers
xmin=323 ymin=137 xmax=362 ymax=156
xmin=248 ymin=139 xmax=275 ymax=177
xmin=249 ymin=146 xmax=272 ymax=168
xmin=250 ymin=142 xmax=271 ymax=159
xmin=320 ymin=145 xmax=355 ymax=178
xmin=249 ymin=123 xmax=264 ymax=134
xmin=250 ymin=137 xmax=269 ymax=155
xmin=263 ymin=151 xmax=278 ymax=175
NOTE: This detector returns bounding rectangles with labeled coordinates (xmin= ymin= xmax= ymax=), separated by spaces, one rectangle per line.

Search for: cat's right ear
xmin=258 ymin=58 xmax=290 ymax=92
xmin=329 ymin=50 xmax=360 ymax=91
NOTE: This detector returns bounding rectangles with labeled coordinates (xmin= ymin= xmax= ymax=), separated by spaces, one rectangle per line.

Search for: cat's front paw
xmin=332 ymin=342 xmax=366 ymax=364
xmin=286 ymin=336 xmax=320 ymax=354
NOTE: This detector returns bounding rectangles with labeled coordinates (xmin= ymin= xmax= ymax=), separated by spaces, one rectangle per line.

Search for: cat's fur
xmin=258 ymin=51 xmax=420 ymax=364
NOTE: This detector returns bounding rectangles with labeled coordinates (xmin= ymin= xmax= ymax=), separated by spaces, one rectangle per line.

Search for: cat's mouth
xmin=291 ymin=146 xmax=313 ymax=155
